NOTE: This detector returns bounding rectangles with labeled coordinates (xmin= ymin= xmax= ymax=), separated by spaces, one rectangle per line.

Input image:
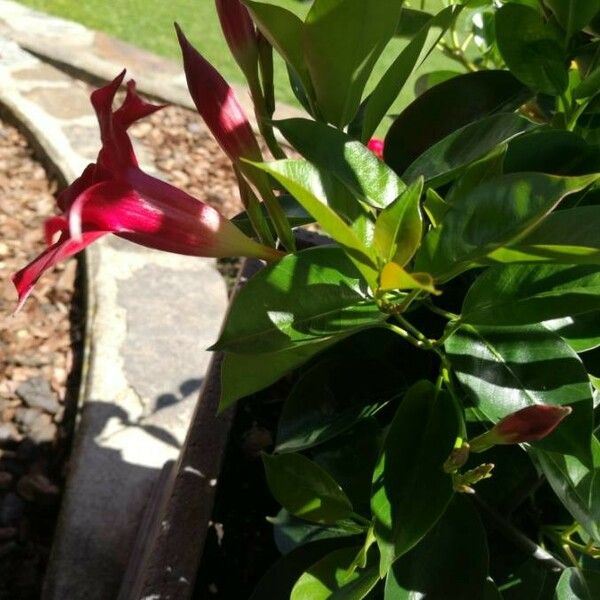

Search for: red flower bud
xmin=175 ymin=23 xmax=262 ymax=163
xmin=469 ymin=404 xmax=572 ymax=452
xmin=215 ymin=0 xmax=259 ymax=79
xmin=367 ymin=138 xmax=384 ymax=160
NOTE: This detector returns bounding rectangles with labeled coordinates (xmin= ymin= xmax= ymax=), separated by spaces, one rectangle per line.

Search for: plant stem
xmin=386 ymin=323 xmax=428 ymax=350
xmin=351 ymin=512 xmax=372 ymax=528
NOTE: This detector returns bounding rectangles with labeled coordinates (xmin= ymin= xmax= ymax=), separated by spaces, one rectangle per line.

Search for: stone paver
xmin=0 ymin=0 xmax=303 ymax=124
xmin=0 ymin=22 xmax=228 ymax=600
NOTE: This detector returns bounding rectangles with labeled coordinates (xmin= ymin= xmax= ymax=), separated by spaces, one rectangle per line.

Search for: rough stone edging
xmin=0 ymin=34 xmax=228 ymax=600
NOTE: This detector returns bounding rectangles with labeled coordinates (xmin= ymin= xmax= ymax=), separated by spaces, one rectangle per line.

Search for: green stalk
xmin=235 ymin=167 xmax=274 ymax=246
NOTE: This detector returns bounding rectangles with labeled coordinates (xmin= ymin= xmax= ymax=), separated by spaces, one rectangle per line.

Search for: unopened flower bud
xmin=367 ymin=138 xmax=384 ymax=160
xmin=470 ymin=405 xmax=572 ymax=453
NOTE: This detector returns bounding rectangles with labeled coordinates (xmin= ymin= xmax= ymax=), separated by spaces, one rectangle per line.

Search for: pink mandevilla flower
xmin=12 ymin=71 xmax=281 ymax=310
xmin=470 ymin=404 xmax=572 ymax=452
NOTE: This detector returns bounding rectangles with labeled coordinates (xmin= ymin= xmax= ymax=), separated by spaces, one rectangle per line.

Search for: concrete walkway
xmin=0 ymin=5 xmax=232 ymax=598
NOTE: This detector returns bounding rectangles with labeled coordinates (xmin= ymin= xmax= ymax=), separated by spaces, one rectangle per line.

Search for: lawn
xmin=16 ymin=0 xmax=459 ymax=126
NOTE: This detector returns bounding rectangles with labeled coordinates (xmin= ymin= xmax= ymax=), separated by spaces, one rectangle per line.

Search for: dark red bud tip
xmin=470 ymin=404 xmax=572 ymax=453
xmin=495 ymin=404 xmax=572 ymax=443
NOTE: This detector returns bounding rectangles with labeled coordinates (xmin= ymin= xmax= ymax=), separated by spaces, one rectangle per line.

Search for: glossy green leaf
xmin=488 ymin=206 xmax=600 ymax=266
xmin=371 ymin=381 xmax=458 ymax=576
xmin=272 ymin=509 xmax=363 ymax=556
xmin=276 ymin=357 xmax=391 ymax=453
xmin=214 ymin=247 xmax=385 ymax=354
xmin=249 ymin=539 xmax=353 ymax=600
xmin=495 ymin=4 xmax=568 ymax=95
xmin=414 ymin=70 xmax=461 ymax=97
xmin=423 ymin=188 xmax=450 ymax=227
xmin=263 ymin=453 xmax=353 ymax=524
xmin=414 ymin=173 xmax=599 ymax=280
xmin=303 ymin=0 xmax=402 ymax=127
xmin=219 ymin=335 xmax=344 ymax=410
xmin=402 ymin=113 xmax=535 ymax=187
xmin=575 ymin=65 xmax=600 ymax=100
xmin=462 ymin=264 xmax=600 ymax=325
xmin=395 ymin=8 xmax=433 ymax=37
xmin=251 ymin=160 xmax=378 ymax=285
xmin=244 ymin=0 xmax=313 ymax=102
xmin=555 ymin=567 xmax=600 ymax=599
xmin=530 ymin=438 xmax=600 ymax=544
xmin=545 ymin=0 xmax=600 ymax=40
xmin=445 ymin=144 xmax=508 ymax=207
xmin=501 ymin=557 xmax=557 ymax=600
xmin=504 ymin=130 xmax=599 ymax=176
xmin=446 ymin=324 xmax=593 ymax=462
xmin=374 ymin=177 xmax=423 ymax=265
xmin=384 ymin=70 xmax=526 ymax=176
xmin=313 ymin=419 xmax=385 ymax=511
xmin=291 ymin=546 xmax=379 ymax=600
xmin=232 ymin=194 xmax=313 ymax=236
xmin=384 ymin=496 xmax=489 ymax=599
xmin=544 ymin=312 xmax=600 ymax=353
xmin=360 ymin=5 xmax=459 ymax=141
xmin=275 ymin=119 xmax=405 ymax=209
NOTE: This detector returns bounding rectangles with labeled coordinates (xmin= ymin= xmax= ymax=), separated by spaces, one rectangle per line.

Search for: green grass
xmin=16 ymin=0 xmax=458 ymax=128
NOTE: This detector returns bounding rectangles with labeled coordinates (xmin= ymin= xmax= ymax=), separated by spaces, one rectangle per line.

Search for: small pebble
xmin=16 ymin=376 xmax=60 ymax=414
xmin=0 ymin=423 xmax=22 ymax=444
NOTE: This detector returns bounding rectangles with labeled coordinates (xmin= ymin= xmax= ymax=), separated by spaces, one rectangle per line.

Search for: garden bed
xmin=0 ymin=117 xmax=84 ymax=599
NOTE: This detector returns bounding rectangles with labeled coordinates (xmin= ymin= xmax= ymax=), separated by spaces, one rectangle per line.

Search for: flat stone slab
xmin=0 ymin=0 xmax=303 ymax=124
xmin=0 ymin=29 xmax=228 ymax=600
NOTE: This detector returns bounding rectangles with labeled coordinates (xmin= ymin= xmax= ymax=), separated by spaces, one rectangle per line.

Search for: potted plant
xmin=14 ymin=0 xmax=600 ymax=598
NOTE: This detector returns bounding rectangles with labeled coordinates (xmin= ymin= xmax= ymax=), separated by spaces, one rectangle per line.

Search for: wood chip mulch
xmin=0 ymin=118 xmax=83 ymax=600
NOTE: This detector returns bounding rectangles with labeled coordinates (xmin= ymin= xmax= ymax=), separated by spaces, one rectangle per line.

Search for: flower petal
xmin=175 ymin=23 xmax=262 ymax=162
xmin=114 ymin=80 xmax=165 ymax=129
xmin=12 ymin=230 xmax=106 ymax=311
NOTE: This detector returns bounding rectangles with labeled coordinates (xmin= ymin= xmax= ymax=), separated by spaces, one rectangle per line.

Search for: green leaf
xmin=575 ymin=65 xmax=600 ymax=100
xmin=395 ymin=8 xmax=433 ymax=38
xmin=384 ymin=496 xmax=489 ymax=599
xmin=488 ymin=206 xmax=600 ymax=266
xmin=423 ymin=188 xmax=450 ymax=227
xmin=250 ymin=539 xmax=354 ymax=600
xmin=232 ymin=194 xmax=313 ymax=236
xmin=303 ymin=0 xmax=403 ymax=127
xmin=371 ymin=381 xmax=458 ymax=576
xmin=360 ymin=5 xmax=459 ymax=141
xmin=276 ymin=357 xmax=391 ymax=453
xmin=251 ymin=160 xmax=378 ymax=285
xmin=291 ymin=546 xmax=379 ymax=600
xmin=263 ymin=453 xmax=353 ymax=525
xmin=555 ymin=567 xmax=600 ymax=599
xmin=414 ymin=173 xmax=599 ymax=280
xmin=462 ymin=264 xmax=600 ymax=325
xmin=272 ymin=509 xmax=363 ymax=556
xmin=544 ymin=312 xmax=600 ymax=353
xmin=495 ymin=3 xmax=568 ymax=96
xmin=414 ymin=70 xmax=461 ymax=97
xmin=530 ymin=438 xmax=600 ymax=544
xmin=545 ymin=0 xmax=600 ymax=40
xmin=504 ymin=130 xmax=599 ymax=176
xmin=219 ymin=335 xmax=343 ymax=410
xmin=445 ymin=324 xmax=593 ymax=462
xmin=275 ymin=119 xmax=405 ymax=209
xmin=244 ymin=0 xmax=314 ymax=103
xmin=213 ymin=246 xmax=385 ymax=354
xmin=374 ymin=177 xmax=424 ymax=265
xmin=384 ymin=70 xmax=526 ymax=176
xmin=402 ymin=113 xmax=535 ymax=187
